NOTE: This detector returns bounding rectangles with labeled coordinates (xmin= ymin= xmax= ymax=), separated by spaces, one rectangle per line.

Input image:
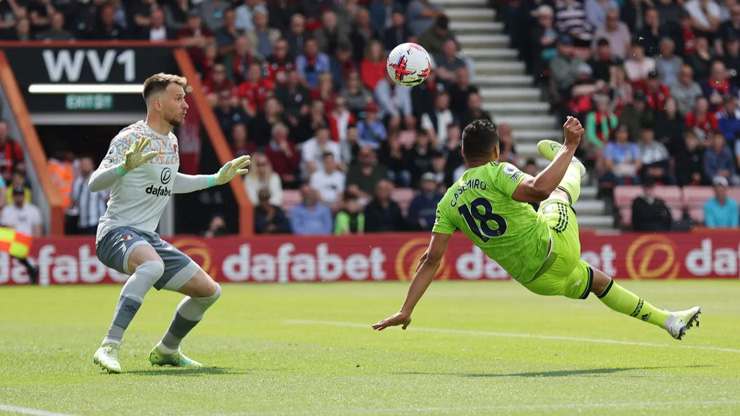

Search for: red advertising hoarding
xmin=1 ymin=232 xmax=739 ymax=285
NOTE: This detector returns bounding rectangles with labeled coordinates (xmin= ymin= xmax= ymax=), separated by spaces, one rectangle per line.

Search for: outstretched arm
xmin=511 ymin=116 xmax=584 ymax=203
xmin=173 ymin=155 xmax=252 ymax=194
xmin=89 ymin=137 xmax=157 ymax=192
xmin=372 ymin=232 xmax=452 ymax=331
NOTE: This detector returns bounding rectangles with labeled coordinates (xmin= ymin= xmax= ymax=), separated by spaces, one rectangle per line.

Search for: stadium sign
xmin=2 ymin=42 xmax=180 ymax=114
xmin=1 ymin=232 xmax=739 ymax=285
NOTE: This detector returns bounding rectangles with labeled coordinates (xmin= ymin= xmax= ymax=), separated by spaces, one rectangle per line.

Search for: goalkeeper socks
xmin=102 ymin=261 xmax=164 ymax=345
xmin=597 ymin=280 xmax=670 ymax=327
xmin=158 ymin=284 xmax=222 ymax=353
xmin=557 ymin=164 xmax=582 ymax=205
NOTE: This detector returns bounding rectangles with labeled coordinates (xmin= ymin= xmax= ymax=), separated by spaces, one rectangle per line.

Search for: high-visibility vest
xmin=47 ymin=159 xmax=74 ymax=209
xmin=0 ymin=226 xmax=33 ymax=259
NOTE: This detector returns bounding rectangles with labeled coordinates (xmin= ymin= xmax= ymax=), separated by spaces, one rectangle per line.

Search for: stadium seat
xmin=728 ymin=188 xmax=740 ymax=203
xmin=613 ymin=186 xmax=643 ymax=209
xmin=392 ymin=188 xmax=416 ymax=216
xmin=682 ymin=186 xmax=714 ymax=208
xmin=688 ymin=207 xmax=705 ymax=224
xmin=652 ymin=186 xmax=683 ymax=220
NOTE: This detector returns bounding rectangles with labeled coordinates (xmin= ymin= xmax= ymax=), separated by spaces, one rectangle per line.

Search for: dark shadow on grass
xmin=125 ymin=367 xmax=252 ymax=376
xmin=396 ymin=365 xmax=712 ymax=378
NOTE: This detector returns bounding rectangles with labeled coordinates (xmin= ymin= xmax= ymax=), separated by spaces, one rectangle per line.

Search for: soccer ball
xmin=387 ymin=43 xmax=432 ymax=87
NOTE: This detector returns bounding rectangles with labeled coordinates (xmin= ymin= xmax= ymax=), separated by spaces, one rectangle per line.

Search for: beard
xmin=166 ymin=114 xmax=184 ymax=127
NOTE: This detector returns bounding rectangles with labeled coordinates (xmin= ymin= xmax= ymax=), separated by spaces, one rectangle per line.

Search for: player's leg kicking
xmin=533 ymin=140 xmax=701 ymax=340
xmin=94 ymin=229 xmax=220 ymax=373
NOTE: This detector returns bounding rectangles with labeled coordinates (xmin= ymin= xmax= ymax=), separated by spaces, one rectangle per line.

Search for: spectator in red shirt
xmin=686 ymin=97 xmax=719 ymax=140
xmin=635 ymin=71 xmax=671 ymax=110
xmin=0 ymin=120 xmax=23 ymax=182
xmin=203 ymin=63 xmax=237 ymax=106
xmin=264 ymin=38 xmax=295 ymax=86
xmin=264 ymin=123 xmax=300 ymax=188
xmin=360 ymin=40 xmax=387 ymax=91
xmin=329 ymin=96 xmax=356 ymax=143
xmin=238 ymin=61 xmax=274 ymax=116
xmin=224 ymin=35 xmax=261 ymax=85
xmin=703 ymin=61 xmax=738 ymax=109
xmin=178 ymin=11 xmax=213 ymax=65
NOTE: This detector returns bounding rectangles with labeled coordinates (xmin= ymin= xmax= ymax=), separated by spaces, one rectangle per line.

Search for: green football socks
xmin=597 ymin=280 xmax=670 ymax=327
xmin=557 ymin=164 xmax=582 ymax=205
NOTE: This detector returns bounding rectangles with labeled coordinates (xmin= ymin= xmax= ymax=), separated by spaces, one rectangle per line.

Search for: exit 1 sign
xmin=65 ymin=94 xmax=113 ymax=111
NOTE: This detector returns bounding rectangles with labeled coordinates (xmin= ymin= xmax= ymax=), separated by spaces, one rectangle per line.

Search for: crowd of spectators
xmin=507 ymin=0 xmax=740 ymax=228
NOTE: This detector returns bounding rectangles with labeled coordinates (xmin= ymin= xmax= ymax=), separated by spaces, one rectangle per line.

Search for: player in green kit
xmin=373 ymin=118 xmax=701 ymax=340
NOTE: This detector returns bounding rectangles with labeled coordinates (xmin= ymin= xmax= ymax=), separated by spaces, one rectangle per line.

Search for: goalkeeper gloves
xmin=208 ymin=155 xmax=251 ymax=187
xmin=118 ymin=137 xmax=158 ymax=175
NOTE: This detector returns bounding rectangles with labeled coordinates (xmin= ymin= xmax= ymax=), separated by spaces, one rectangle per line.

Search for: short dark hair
xmin=142 ymin=73 xmax=187 ymax=102
xmin=462 ymin=119 xmax=499 ymax=160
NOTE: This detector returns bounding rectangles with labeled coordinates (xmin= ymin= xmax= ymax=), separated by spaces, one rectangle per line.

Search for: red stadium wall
xmin=1 ymin=232 xmax=739 ymax=285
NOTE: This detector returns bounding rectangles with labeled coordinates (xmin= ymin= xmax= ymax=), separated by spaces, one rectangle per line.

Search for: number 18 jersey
xmin=432 ymin=162 xmax=550 ymax=283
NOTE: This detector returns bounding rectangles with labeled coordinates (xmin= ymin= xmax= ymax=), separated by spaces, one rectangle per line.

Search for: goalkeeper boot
xmin=148 ymin=346 xmax=202 ymax=368
xmin=93 ymin=342 xmax=122 ymax=374
xmin=537 ymin=140 xmax=586 ymax=178
xmin=663 ymin=307 xmax=702 ymax=340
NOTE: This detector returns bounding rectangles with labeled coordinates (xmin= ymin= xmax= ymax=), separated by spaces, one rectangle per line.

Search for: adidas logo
xmin=146 ymin=185 xmax=172 ymax=197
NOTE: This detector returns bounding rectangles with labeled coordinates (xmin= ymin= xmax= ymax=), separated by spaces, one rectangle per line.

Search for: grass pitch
xmin=1 ymin=280 xmax=739 ymax=415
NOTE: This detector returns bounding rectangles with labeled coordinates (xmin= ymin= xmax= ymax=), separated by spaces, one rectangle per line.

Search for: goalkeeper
xmin=88 ymin=73 xmax=250 ymax=373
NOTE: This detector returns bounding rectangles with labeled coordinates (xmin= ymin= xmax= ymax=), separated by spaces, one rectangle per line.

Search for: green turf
xmin=1 ymin=280 xmax=739 ymax=415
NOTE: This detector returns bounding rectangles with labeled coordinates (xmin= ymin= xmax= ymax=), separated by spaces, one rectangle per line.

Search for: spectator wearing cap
xmin=635 ymin=71 xmax=670 ymax=111
xmin=704 ymin=176 xmax=739 ymax=227
xmin=407 ymin=0 xmax=444 ymax=37
xmin=290 ymin=183 xmax=333 ymax=235
xmin=589 ymin=38 xmax=623 ymax=82
xmin=687 ymin=36 xmax=713 ymax=82
xmin=639 ymin=125 xmax=675 ymax=184
xmin=704 ymin=131 xmax=740 ymax=184
xmin=310 ymin=151 xmax=346 ymax=211
xmin=686 ymin=97 xmax=718 ymax=139
xmin=364 ymin=179 xmax=405 ymax=232
xmin=568 ymin=63 xmax=605 ymax=118
xmin=0 ymin=186 xmax=40 ymax=283
xmin=357 ymin=103 xmax=388 ymax=150
xmin=621 ymin=91 xmax=654 ymax=140
xmin=676 ymin=131 xmax=706 ymax=185
xmin=178 ymin=11 xmax=214 ymax=65
xmin=528 ymin=5 xmax=558 ymax=76
xmin=254 ymin=188 xmax=291 ymax=234
xmin=421 ymin=91 xmax=456 ymax=149
xmin=654 ymin=97 xmax=686 ymax=153
xmin=0 ymin=120 xmax=23 ymax=182
xmin=384 ymin=10 xmax=412 ymax=52
xmin=685 ymin=0 xmax=721 ymax=36
xmin=197 ymin=0 xmax=230 ymax=32
xmin=246 ymin=6 xmax=279 ymax=58
xmin=296 ymin=38 xmax=331 ymax=90
xmin=214 ymin=8 xmax=245 ymax=57
xmin=703 ymin=61 xmax=737 ymax=109
xmin=407 ymin=172 xmax=443 ymax=231
xmin=235 ymin=0 xmax=259 ymax=32
xmin=434 ymin=40 xmax=466 ymax=89
xmin=671 ymin=65 xmax=703 ymax=115
xmin=624 ymin=42 xmax=656 ymax=81
xmin=553 ymin=0 xmax=593 ymax=47
xmin=716 ymin=95 xmax=740 ymax=144
xmin=459 ymin=92 xmax=491 ymax=132
xmin=602 ymin=124 xmax=641 ymax=187
xmin=654 ymin=38 xmax=684 ymax=86
xmin=631 ymin=178 xmax=672 ymax=231
xmin=636 ymin=7 xmax=668 ymax=56
xmin=550 ymin=36 xmax=585 ymax=99
xmin=5 ymin=167 xmax=29 ymax=206
xmin=584 ymin=0 xmax=618 ymax=30
xmin=346 ymin=147 xmax=389 ymax=203
xmin=585 ymin=94 xmax=619 ymax=150
xmin=420 ymin=15 xmax=456 ymax=58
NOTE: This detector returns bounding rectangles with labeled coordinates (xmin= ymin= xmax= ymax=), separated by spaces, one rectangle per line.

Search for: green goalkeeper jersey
xmin=432 ymin=162 xmax=551 ymax=283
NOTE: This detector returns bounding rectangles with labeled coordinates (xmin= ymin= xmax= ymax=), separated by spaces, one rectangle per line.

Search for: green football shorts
xmin=523 ymin=200 xmax=593 ymax=300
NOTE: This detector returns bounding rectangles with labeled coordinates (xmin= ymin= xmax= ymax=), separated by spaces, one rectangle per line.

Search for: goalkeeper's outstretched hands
xmin=122 ymin=137 xmax=158 ymax=173
xmin=211 ymin=155 xmax=251 ymax=186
